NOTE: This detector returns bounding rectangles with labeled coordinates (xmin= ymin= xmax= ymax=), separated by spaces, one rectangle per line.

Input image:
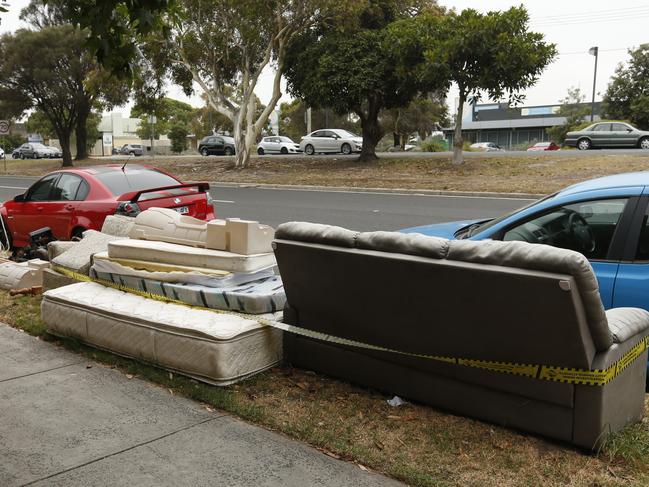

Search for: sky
xmin=1 ymin=0 xmax=647 ymax=115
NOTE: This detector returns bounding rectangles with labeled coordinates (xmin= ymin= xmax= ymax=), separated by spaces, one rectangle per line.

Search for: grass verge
xmin=2 ymin=291 xmax=649 ymax=486
xmin=3 ymin=152 xmax=649 ymax=194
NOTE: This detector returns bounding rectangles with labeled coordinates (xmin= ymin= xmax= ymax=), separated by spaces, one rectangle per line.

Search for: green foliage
xmin=26 ymin=110 xmax=55 ymax=138
xmin=0 ymin=134 xmax=25 ymax=153
xmin=420 ymin=136 xmax=447 ymax=152
xmin=168 ymin=123 xmax=188 ymax=153
xmin=381 ymin=94 xmax=447 ymax=147
xmin=285 ymin=0 xmax=445 ymax=161
xmin=602 ymin=45 xmax=649 ymax=129
xmin=419 ymin=6 xmax=556 ymax=162
xmin=85 ymin=111 xmax=102 ymax=151
xmin=546 ymin=87 xmax=591 ymax=144
xmin=131 ymin=97 xmax=195 ymax=139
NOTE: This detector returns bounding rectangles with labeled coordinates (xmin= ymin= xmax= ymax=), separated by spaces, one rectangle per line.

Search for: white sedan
xmin=257 ymin=136 xmax=301 ymax=155
xmin=300 ymin=129 xmax=363 ymax=155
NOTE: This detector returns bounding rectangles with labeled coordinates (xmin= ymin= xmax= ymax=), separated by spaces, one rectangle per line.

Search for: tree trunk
xmin=358 ymin=100 xmax=383 ymax=162
xmin=393 ymin=132 xmax=400 ymax=147
xmin=453 ymin=93 xmax=466 ymax=165
xmin=75 ymin=102 xmax=91 ymax=161
xmin=59 ymin=134 xmax=73 ymax=167
xmin=400 ymin=134 xmax=407 ymax=151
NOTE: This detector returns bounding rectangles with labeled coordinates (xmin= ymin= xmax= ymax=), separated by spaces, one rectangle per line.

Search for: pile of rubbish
xmin=36 ymin=208 xmax=286 ymax=385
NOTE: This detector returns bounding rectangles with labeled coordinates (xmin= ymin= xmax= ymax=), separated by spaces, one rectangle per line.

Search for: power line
xmin=557 ymin=48 xmax=629 ymax=56
xmin=531 ymin=5 xmax=649 ymax=23
xmin=531 ymin=13 xmax=649 ymax=27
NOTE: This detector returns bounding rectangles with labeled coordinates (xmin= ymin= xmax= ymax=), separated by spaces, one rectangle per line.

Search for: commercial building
xmin=444 ymin=101 xmax=602 ymax=149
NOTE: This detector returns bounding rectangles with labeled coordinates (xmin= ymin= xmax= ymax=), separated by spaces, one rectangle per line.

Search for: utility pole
xmin=589 ymin=46 xmax=599 ymax=122
xmin=306 ymin=107 xmax=312 ymax=133
xmin=148 ymin=114 xmax=156 ymax=159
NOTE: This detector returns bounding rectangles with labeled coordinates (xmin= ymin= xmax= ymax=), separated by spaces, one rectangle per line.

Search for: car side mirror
xmin=13 ymin=193 xmax=25 ymax=202
xmin=627 ymin=128 xmax=633 ymax=132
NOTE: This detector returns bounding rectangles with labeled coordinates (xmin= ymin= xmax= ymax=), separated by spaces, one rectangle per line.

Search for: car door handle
xmin=36 ymin=206 xmax=43 ymax=211
xmin=65 ymin=204 xmax=74 ymax=211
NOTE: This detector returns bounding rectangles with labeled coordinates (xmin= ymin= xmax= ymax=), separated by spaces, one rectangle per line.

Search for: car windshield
xmin=95 ymin=168 xmax=180 ymax=196
xmin=337 ymin=130 xmax=359 ymax=138
xmin=279 ymin=137 xmax=294 ymax=143
xmin=460 ymin=192 xmax=560 ymax=238
xmin=130 ymin=145 xmax=142 ymax=148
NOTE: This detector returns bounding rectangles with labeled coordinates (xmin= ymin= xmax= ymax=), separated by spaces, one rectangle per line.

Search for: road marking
xmin=0 ymin=185 xmax=27 ymax=190
xmin=211 ymin=199 xmax=235 ymax=204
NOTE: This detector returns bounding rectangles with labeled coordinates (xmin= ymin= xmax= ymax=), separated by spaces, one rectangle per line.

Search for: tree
xmin=420 ymin=6 xmax=556 ymax=164
xmin=0 ymin=134 xmax=25 ymax=154
xmin=60 ymin=1 xmax=345 ymax=168
xmin=0 ymin=26 xmax=93 ymax=165
xmin=546 ymin=87 xmax=591 ymax=145
xmin=26 ymin=110 xmax=55 ymax=139
xmin=381 ymin=93 xmax=447 ymax=149
xmin=168 ymin=123 xmax=189 ymax=153
xmin=131 ymin=97 xmax=195 ymax=140
xmin=285 ymin=0 xmax=445 ymax=162
xmin=21 ymin=1 xmax=128 ymax=160
xmin=602 ymin=44 xmax=649 ymax=129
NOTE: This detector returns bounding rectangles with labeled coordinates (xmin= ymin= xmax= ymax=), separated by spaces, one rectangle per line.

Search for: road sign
xmin=0 ymin=120 xmax=9 ymax=135
xmin=102 ymin=133 xmax=113 ymax=146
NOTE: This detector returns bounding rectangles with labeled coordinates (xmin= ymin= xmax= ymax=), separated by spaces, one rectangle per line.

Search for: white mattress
xmin=92 ymin=252 xmax=276 ymax=288
xmin=108 ymin=239 xmax=276 ymax=273
xmin=41 ymin=282 xmax=283 ymax=385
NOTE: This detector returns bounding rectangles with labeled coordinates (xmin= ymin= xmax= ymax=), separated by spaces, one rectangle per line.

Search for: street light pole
xmin=589 ymin=46 xmax=599 ymax=122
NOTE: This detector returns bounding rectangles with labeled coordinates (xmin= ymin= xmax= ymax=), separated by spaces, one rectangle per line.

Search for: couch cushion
xmin=356 ymin=231 xmax=449 ymax=259
xmin=606 ymin=308 xmax=649 ymax=343
xmin=447 ymin=239 xmax=613 ymax=351
xmin=275 ymin=222 xmax=359 ymax=248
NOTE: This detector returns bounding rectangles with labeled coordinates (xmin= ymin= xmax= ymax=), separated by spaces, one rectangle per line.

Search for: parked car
xmin=527 ymin=141 xmax=560 ymax=152
xmin=118 ymin=144 xmax=144 ymax=156
xmin=402 ymin=171 xmax=649 ymax=323
xmin=257 ymin=136 xmax=301 ymax=155
xmin=45 ymin=146 xmax=62 ymax=158
xmin=0 ymin=147 xmax=4 ymax=159
xmin=198 ymin=135 xmax=236 ymax=156
xmin=0 ymin=164 xmax=215 ymax=250
xmin=470 ymin=142 xmax=503 ymax=152
xmin=11 ymin=148 xmax=20 ymax=159
xmin=16 ymin=143 xmax=51 ymax=159
xmin=300 ymin=129 xmax=363 ymax=155
xmin=565 ymin=122 xmax=649 ymax=150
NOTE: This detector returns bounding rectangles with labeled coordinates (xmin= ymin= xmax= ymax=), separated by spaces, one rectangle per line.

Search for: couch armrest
xmin=606 ymin=307 xmax=649 ymax=344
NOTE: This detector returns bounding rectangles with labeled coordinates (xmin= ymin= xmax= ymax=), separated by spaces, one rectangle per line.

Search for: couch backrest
xmin=274 ymin=222 xmax=611 ymax=370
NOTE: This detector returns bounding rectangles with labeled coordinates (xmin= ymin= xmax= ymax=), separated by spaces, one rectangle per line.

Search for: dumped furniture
xmin=0 ymin=259 xmax=49 ymax=291
xmin=273 ymin=222 xmax=649 ymax=449
xmin=130 ymin=208 xmax=274 ymax=255
xmin=50 ymin=230 xmax=126 ymax=275
xmin=42 ymin=282 xmax=283 ymax=385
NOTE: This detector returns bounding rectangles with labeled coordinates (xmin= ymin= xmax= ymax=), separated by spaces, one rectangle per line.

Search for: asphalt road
xmin=0 ymin=176 xmax=534 ymax=231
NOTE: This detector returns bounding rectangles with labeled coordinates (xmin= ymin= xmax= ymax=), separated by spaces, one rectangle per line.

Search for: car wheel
xmin=129 ymin=151 xmax=135 ymax=156
xmin=71 ymin=227 xmax=86 ymax=241
xmin=639 ymin=137 xmax=649 ymax=150
xmin=280 ymin=147 xmax=288 ymax=155
xmin=577 ymin=138 xmax=592 ymax=150
xmin=224 ymin=146 xmax=234 ymax=156
xmin=257 ymin=147 xmax=265 ymax=155
xmin=20 ymin=153 xmax=25 ymax=160
xmin=341 ymin=143 xmax=352 ymax=155
xmin=201 ymin=148 xmax=209 ymax=157
xmin=305 ymin=144 xmax=315 ymax=156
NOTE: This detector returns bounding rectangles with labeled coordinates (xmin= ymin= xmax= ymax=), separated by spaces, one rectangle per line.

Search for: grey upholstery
xmin=607 ymin=308 xmax=649 ymax=343
xmin=447 ymin=239 xmax=612 ymax=351
xmin=274 ymin=222 xmax=649 ymax=449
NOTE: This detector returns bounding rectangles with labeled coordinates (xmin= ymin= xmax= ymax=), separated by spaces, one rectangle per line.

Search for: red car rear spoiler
xmin=117 ymin=183 xmax=211 ymax=203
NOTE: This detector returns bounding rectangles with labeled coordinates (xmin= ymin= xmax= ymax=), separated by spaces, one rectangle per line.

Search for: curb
xmin=207 ymin=181 xmax=544 ymax=200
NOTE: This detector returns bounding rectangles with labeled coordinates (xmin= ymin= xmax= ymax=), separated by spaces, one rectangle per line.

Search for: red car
xmin=0 ymin=164 xmax=216 ymax=250
xmin=526 ymin=141 xmax=560 ymax=152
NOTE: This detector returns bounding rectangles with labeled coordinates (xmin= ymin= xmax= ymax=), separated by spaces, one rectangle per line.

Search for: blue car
xmin=403 ymin=172 xmax=649 ymax=376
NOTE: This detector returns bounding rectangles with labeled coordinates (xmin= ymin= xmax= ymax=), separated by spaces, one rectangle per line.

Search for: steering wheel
xmin=567 ymin=212 xmax=596 ymax=254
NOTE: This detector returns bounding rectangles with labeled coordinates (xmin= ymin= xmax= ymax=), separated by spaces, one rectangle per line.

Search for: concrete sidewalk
xmin=0 ymin=324 xmax=402 ymax=487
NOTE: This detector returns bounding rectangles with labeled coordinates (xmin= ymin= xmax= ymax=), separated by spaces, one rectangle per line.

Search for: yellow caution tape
xmin=51 ymin=265 xmax=649 ymax=387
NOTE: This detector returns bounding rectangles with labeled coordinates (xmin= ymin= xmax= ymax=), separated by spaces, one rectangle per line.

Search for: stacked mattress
xmin=42 ymin=209 xmax=287 ymax=385
xmin=42 ymin=282 xmax=283 ymax=385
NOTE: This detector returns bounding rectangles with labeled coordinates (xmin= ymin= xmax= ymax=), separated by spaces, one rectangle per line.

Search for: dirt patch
xmin=2 ymin=291 xmax=649 ymax=487
xmin=4 ymin=152 xmax=649 ymax=194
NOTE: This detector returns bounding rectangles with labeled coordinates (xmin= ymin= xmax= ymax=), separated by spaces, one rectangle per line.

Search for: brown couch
xmin=273 ymin=222 xmax=649 ymax=449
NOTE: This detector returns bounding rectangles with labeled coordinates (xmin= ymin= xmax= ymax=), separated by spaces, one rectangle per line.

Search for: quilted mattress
xmin=90 ymin=266 xmax=286 ymax=315
xmin=108 ymin=239 xmax=276 ymax=273
xmin=41 ymin=282 xmax=283 ymax=385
